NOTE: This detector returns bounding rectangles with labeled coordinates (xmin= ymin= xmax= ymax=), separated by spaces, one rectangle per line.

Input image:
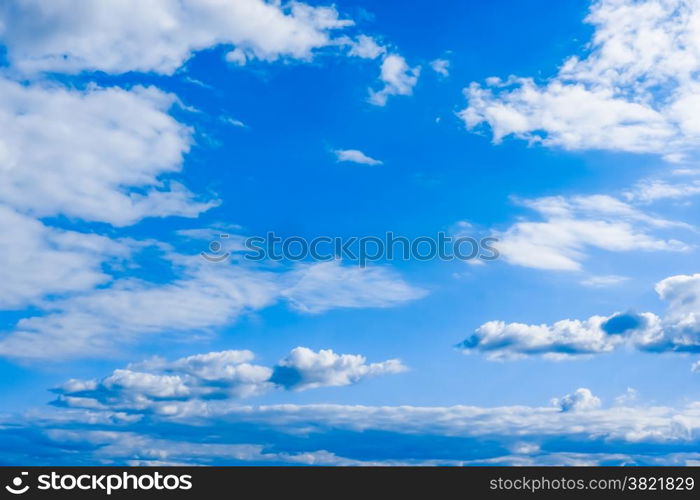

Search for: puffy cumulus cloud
xmin=10 ymin=387 xmax=700 ymax=465
xmin=369 ymin=54 xmax=420 ymax=106
xmin=53 ymin=347 xmax=406 ymax=413
xmin=0 ymin=205 xmax=129 ymax=309
xmin=0 ymin=79 xmax=215 ymax=225
xmin=0 ymin=0 xmax=354 ymax=75
xmin=333 ymin=149 xmax=383 ymax=165
xmin=653 ymin=273 xmax=700 ymax=352
xmin=552 ymin=388 xmax=602 ymax=412
xmin=460 ymin=0 xmax=700 ymax=156
xmin=459 ymin=271 xmax=700 ymax=360
xmin=138 ymin=349 xmax=257 ymax=379
xmin=0 ymin=258 xmax=425 ymax=360
xmin=461 ymin=79 xmax=673 ymax=153
xmin=458 ymin=317 xmax=622 ymax=361
xmin=490 ymin=194 xmax=689 ymax=271
xmin=55 ymin=352 xmax=272 ymax=413
xmin=270 ymin=347 xmax=406 ymax=390
xmin=458 ymin=310 xmax=664 ymax=360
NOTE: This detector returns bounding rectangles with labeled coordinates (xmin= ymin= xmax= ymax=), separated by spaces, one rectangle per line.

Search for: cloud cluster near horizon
xmin=5 ymin=385 xmax=700 ymax=465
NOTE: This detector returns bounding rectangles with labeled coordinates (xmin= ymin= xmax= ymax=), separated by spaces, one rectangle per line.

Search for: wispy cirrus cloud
xmin=0 ymin=257 xmax=425 ymax=361
xmin=487 ymin=193 xmax=690 ymax=271
xmin=0 ymin=205 xmax=130 ymax=309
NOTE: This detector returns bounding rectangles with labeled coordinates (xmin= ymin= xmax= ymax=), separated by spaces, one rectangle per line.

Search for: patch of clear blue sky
xmin=3 ymin=0 xmax=700 ymax=415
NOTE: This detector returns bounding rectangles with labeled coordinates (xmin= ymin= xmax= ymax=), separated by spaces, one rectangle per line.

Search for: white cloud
xmin=0 ymin=205 xmax=129 ymax=309
xmin=282 ymin=260 xmax=427 ymax=314
xmin=84 ymin=432 xmax=391 ymax=466
xmin=653 ymin=273 xmax=700 ymax=351
xmin=0 ymin=0 xmax=354 ymax=74
xmin=0 ymin=259 xmax=280 ymax=360
xmin=270 ymin=347 xmax=406 ymax=390
xmin=458 ymin=316 xmax=626 ymax=360
xmin=580 ymin=275 xmax=630 ymax=287
xmin=461 ymin=79 xmax=673 ymax=152
xmin=57 ymin=353 xmax=274 ymax=412
xmin=430 ymin=58 xmax=450 ymax=76
xmin=46 ymin=394 xmax=700 ymax=447
xmin=459 ymin=0 xmax=700 ymax=156
xmin=11 ymin=385 xmax=700 ymax=464
xmin=334 ymin=149 xmax=383 ymax=165
xmin=222 ymin=116 xmax=247 ymax=128
xmin=614 ymin=387 xmax=639 ymax=406
xmin=369 ymin=54 xmax=420 ymax=106
xmin=460 ymin=271 xmax=700 ymax=360
xmin=54 ymin=347 xmax=406 ymax=412
xmin=0 ymin=79 xmax=215 ymax=225
xmin=36 ymin=429 xmax=424 ymax=466
xmin=625 ymin=179 xmax=700 ymax=203
xmin=552 ymin=388 xmax=602 ymax=412
xmin=0 ymin=258 xmax=425 ymax=360
xmin=458 ymin=309 xmax=667 ymax=360
xmin=346 ymin=34 xmax=386 ymax=59
xmin=491 ymin=194 xmax=689 ymax=271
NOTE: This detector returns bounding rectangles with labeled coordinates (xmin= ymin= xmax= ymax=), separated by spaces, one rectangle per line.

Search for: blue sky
xmin=3 ymin=0 xmax=700 ymax=465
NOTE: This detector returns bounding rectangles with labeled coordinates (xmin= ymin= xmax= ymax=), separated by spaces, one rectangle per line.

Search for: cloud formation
xmin=460 ymin=0 xmax=700 ymax=157
xmin=459 ymin=271 xmax=700 ymax=360
xmin=488 ymin=194 xmax=689 ymax=271
xmin=334 ymin=149 xmax=383 ymax=165
xmin=270 ymin=347 xmax=406 ymax=390
xmin=553 ymin=388 xmax=602 ymax=412
xmin=53 ymin=347 xmax=406 ymax=413
xmin=0 ymin=205 xmax=129 ymax=308
xmin=0 ymin=0 xmax=354 ymax=74
xmin=430 ymin=58 xmax=450 ymax=76
xmin=0 ymin=79 xmax=215 ymax=225
xmin=370 ymin=54 xmax=420 ymax=106
xmin=0 ymin=257 xmax=425 ymax=360
xmin=8 ymin=386 xmax=700 ymax=465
